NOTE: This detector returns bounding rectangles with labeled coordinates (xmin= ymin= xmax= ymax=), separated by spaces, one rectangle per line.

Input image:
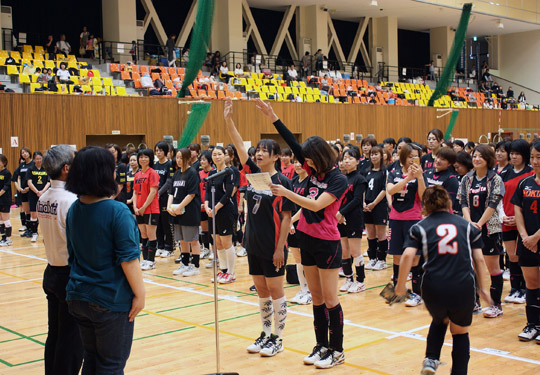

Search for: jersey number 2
xmin=437 ymin=224 xmax=458 ymax=254
xmin=37 ymin=175 xmax=42 ymax=185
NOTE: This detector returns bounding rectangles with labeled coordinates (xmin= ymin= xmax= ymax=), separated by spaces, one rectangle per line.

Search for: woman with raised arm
xmin=255 ymin=99 xmax=348 ymax=369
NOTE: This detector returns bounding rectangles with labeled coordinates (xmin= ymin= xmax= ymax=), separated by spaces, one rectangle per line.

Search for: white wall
xmin=498 ymin=29 xmax=540 ymax=92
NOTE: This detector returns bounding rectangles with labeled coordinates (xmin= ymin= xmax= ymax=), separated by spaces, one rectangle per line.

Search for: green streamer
xmin=428 ymin=3 xmax=472 ymax=107
xmin=444 ymin=110 xmax=460 ymax=139
xmin=178 ymin=0 xmax=216 ymax=98
xmin=178 ymin=102 xmax=211 ymax=148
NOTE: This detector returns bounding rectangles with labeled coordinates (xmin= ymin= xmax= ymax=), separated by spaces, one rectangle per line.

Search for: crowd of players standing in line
xmin=0 ymin=99 xmax=539 ymax=373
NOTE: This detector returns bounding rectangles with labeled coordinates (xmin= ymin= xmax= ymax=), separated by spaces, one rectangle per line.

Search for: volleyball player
xmin=126 ymin=154 xmax=138 ymax=216
xmin=225 ymin=98 xmax=294 ymax=357
xmin=387 ymin=143 xmax=425 ymax=307
xmin=358 ymin=136 xmax=377 ymax=176
xmin=106 ymin=144 xmax=129 ymax=204
xmin=0 ymin=155 xmax=12 ymax=246
xmin=337 ymin=148 xmax=367 ymax=293
xmin=204 ymin=146 xmax=237 ymax=284
xmin=198 ymin=151 xmax=214 ymax=260
xmin=280 ymin=148 xmax=295 ymax=179
xmin=512 ymin=140 xmax=540 ymax=342
xmin=133 ymin=148 xmax=160 ymax=271
xmin=495 ymin=141 xmax=512 ymax=175
xmin=169 ymin=148 xmax=201 ymax=277
xmin=421 ymin=129 xmax=444 ymax=171
xmin=459 ymin=144 xmax=505 ymax=318
xmin=501 ymin=139 xmax=534 ymax=304
xmin=27 ymin=152 xmax=50 ymax=242
xmin=154 ymin=141 xmax=175 ymax=257
xmin=15 ymin=147 xmax=33 ymax=237
xmin=288 ymin=157 xmax=312 ymax=305
xmin=363 ymin=146 xmax=388 ymax=271
xmin=256 ymin=99 xmax=348 ymax=369
xmin=188 ymin=143 xmax=201 ymax=171
xmin=423 ymin=148 xmax=459 ymax=210
xmin=396 ymin=186 xmax=492 ymax=375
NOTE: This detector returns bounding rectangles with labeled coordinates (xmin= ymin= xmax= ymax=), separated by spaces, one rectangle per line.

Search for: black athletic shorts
xmin=287 ymin=229 xmax=300 ymax=248
xmin=517 ymin=241 xmax=540 ymax=267
xmin=28 ymin=192 xmax=39 ymax=212
xmin=20 ymin=191 xmax=29 ymax=203
xmin=200 ymin=210 xmax=208 ymax=221
xmin=0 ymin=205 xmax=10 ymax=213
xmin=502 ymin=230 xmax=519 ymax=242
xmin=422 ymin=283 xmax=475 ymax=327
xmin=298 ymin=231 xmax=342 ymax=269
xmin=364 ymin=203 xmax=388 ymax=226
xmin=481 ymin=231 xmax=503 ymax=256
xmin=388 ymin=219 xmax=418 ymax=255
xmin=136 ymin=213 xmax=159 ymax=226
xmin=208 ymin=205 xmax=235 ymax=236
xmin=338 ymin=219 xmax=363 ymax=239
xmin=248 ymin=250 xmax=287 ymax=278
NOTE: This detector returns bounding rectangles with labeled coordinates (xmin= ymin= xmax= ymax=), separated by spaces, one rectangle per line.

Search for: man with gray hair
xmin=38 ymin=145 xmax=83 ymax=375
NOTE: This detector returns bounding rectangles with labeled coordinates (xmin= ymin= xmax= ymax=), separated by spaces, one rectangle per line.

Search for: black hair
xmin=177 ymin=148 xmax=192 ymax=171
xmin=456 ymin=151 xmax=473 ymax=171
xmin=247 ymin=146 xmax=256 ymax=158
xmin=65 ymin=146 xmax=117 ymax=197
xmin=154 ymin=141 xmax=170 ymax=154
xmin=383 ymin=138 xmax=396 ymax=147
xmin=495 ymin=141 xmax=511 ymax=160
xmin=341 ymin=147 xmax=361 ymax=160
xmin=361 ymin=136 xmax=377 ymax=147
xmin=397 ymin=137 xmax=412 ymax=145
xmin=281 ymin=147 xmax=292 ymax=157
xmin=442 ymin=140 xmax=453 ymax=148
xmin=437 ymin=147 xmax=457 ymax=165
xmin=473 ymin=144 xmax=496 ymax=169
xmin=465 ymin=141 xmax=476 ymax=149
xmin=427 ymin=128 xmax=444 ymax=142
xmin=33 ymin=151 xmax=43 ymax=159
xmin=200 ymin=150 xmax=213 ymax=166
xmin=453 ymin=140 xmax=465 ymax=148
xmin=331 ymin=144 xmax=341 ymax=155
xmin=256 ymin=139 xmax=281 ymax=171
xmin=302 ymin=136 xmax=337 ymax=176
xmin=120 ymin=152 xmax=129 ymax=165
xmin=225 ymin=144 xmax=241 ymax=167
xmin=137 ymin=148 xmax=155 ymax=169
xmin=188 ymin=143 xmax=201 ymax=154
xmin=0 ymin=154 xmax=7 ymax=167
xmin=532 ymin=140 xmax=540 ymax=153
xmin=105 ymin=143 xmax=122 ymax=163
xmin=510 ymin=139 xmax=531 ymax=165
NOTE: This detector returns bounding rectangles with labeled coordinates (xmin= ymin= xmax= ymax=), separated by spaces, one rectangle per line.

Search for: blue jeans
xmin=68 ymin=300 xmax=134 ymax=375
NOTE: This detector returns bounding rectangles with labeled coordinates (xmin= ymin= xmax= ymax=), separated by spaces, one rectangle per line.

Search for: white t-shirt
xmin=56 ymin=41 xmax=71 ymax=54
xmin=37 ymin=180 xmax=78 ymax=266
xmin=57 ymin=69 xmax=71 ymax=80
xmin=288 ymin=69 xmax=298 ymax=78
xmin=234 ymin=68 xmax=243 ymax=76
xmin=220 ymin=66 xmax=229 ymax=75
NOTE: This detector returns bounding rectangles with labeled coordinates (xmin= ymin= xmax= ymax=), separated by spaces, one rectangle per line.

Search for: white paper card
xmin=246 ymin=173 xmax=272 ymax=191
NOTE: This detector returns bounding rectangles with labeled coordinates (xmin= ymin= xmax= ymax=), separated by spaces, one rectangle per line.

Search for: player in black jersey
xmin=495 ymin=141 xmax=512 ymax=175
xmin=396 ymin=186 xmax=491 ymax=375
xmin=168 ymin=148 xmax=201 ymax=277
xmin=288 ymin=158 xmax=312 ymax=305
xmin=125 ymin=154 xmax=138 ymax=216
xmin=0 ymin=154 xmax=13 ymax=247
xmin=459 ymin=144 xmax=505 ymax=319
xmin=363 ymin=146 xmax=388 ymax=271
xmin=512 ymin=141 xmax=540 ymax=342
xmin=224 ymin=98 xmax=294 ymax=357
xmin=204 ymin=146 xmax=237 ymax=284
xmin=423 ymin=147 xmax=459 ymax=212
xmin=15 ymin=147 xmax=33 ymax=237
xmin=154 ymin=141 xmax=175 ymax=258
xmin=106 ymin=144 xmax=129 ymax=204
xmin=421 ymin=129 xmax=444 ymax=171
xmin=26 ymin=152 xmax=50 ymax=242
xmin=257 ymin=99 xmax=348 ymax=369
xmin=337 ymin=148 xmax=367 ymax=293
xmin=358 ymin=136 xmax=377 ymax=176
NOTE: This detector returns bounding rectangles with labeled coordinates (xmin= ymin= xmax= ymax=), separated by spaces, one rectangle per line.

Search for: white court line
xmin=0 ymin=278 xmax=42 ymax=286
xmin=0 ymin=248 xmax=47 ymax=262
xmin=4 ymin=248 xmax=540 ymax=366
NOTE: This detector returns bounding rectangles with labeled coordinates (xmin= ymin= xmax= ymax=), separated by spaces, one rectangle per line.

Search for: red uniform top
xmin=237 ymin=169 xmax=248 ymax=207
xmin=199 ymin=168 xmax=213 ymax=212
xmin=501 ymin=166 xmax=534 ymax=232
xmin=134 ymin=167 xmax=160 ymax=214
xmin=281 ymin=163 xmax=295 ymax=180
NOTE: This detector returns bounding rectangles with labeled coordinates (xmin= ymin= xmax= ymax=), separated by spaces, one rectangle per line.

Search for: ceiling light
xmin=497 ymin=20 xmax=504 ymax=29
xmin=370 ymin=0 xmax=378 ymax=6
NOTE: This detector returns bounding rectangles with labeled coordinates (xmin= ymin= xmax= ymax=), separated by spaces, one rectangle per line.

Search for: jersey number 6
xmin=436 ymin=224 xmax=458 ymax=254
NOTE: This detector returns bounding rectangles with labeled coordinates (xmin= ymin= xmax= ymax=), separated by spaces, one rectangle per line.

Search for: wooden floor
xmin=1 ymin=211 xmax=539 ymax=375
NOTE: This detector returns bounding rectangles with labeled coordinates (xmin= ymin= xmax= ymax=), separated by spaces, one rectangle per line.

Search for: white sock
xmin=259 ymin=297 xmax=273 ymax=337
xmin=272 ymin=296 xmax=287 ymax=338
xmin=296 ymin=263 xmax=309 ymax=293
xmin=354 ymin=256 xmax=364 ymax=267
xmin=217 ymin=249 xmax=228 ymax=272
xmin=226 ymin=246 xmax=236 ymax=275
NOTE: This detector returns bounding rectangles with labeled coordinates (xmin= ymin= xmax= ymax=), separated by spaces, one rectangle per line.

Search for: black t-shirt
xmin=404 ymin=211 xmax=483 ymax=299
xmin=18 ymin=161 xmax=34 ymax=189
xmin=205 ymin=167 xmax=235 ymax=208
xmin=153 ymin=160 xmax=174 ymax=191
xmin=468 ymin=176 xmax=488 ymax=222
xmin=421 ymin=153 xmax=436 ymax=171
xmin=340 ymin=170 xmax=366 ymax=222
xmin=125 ymin=170 xmax=136 ymax=202
xmin=242 ymin=158 xmax=295 ymax=259
xmin=496 ymin=163 xmax=512 ymax=177
xmin=0 ymin=168 xmax=12 ymax=205
xmin=365 ymin=168 xmax=387 ymax=204
xmin=115 ymin=162 xmax=129 ymax=203
xmin=26 ymin=165 xmax=48 ymax=194
xmin=357 ymin=158 xmax=370 ymax=176
xmin=169 ymin=167 xmax=201 ymax=226
xmin=387 ymin=167 xmax=419 ymax=213
xmin=423 ymin=168 xmax=459 ymax=208
xmin=511 ymin=176 xmax=540 ymax=236
xmin=291 ymin=174 xmax=309 ymax=225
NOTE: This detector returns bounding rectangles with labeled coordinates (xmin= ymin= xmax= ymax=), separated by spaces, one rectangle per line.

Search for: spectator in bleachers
xmin=212 ymin=51 xmax=222 ymax=74
xmin=182 ymin=48 xmax=189 ymax=65
xmin=130 ymin=41 xmax=137 ymax=62
xmin=94 ymin=36 xmax=101 ymax=60
xmin=518 ymin=91 xmax=526 ymax=104
xmin=482 ymin=68 xmax=492 ymax=84
xmin=315 ymin=49 xmax=323 ymax=71
xmin=427 ymin=61 xmax=435 ymax=81
xmin=234 ymin=63 xmax=243 ymax=78
xmin=286 ymin=64 xmax=298 ymax=85
xmin=166 ymin=35 xmax=177 ymax=67
xmin=219 ymin=61 xmax=229 ymax=81
xmin=506 ymin=87 xmax=514 ymax=98
xmin=45 ymin=35 xmax=55 ymax=60
xmin=204 ymin=53 xmax=213 ymax=72
xmin=56 ymin=63 xmax=74 ymax=85
xmin=302 ymin=51 xmax=311 ymax=78
xmin=320 ymin=75 xmax=332 ymax=95
xmin=86 ymin=34 xmax=95 ymax=59
xmin=80 ymin=26 xmax=89 ymax=57
xmin=56 ymin=34 xmax=71 ymax=57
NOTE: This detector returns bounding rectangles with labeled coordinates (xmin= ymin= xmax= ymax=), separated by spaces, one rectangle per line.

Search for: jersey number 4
xmin=437 ymin=224 xmax=458 ymax=254
xmin=530 ymin=200 xmax=538 ymax=214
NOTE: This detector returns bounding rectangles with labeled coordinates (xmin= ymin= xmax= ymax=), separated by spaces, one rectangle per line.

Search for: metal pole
xmin=210 ymin=182 xmax=220 ymax=374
